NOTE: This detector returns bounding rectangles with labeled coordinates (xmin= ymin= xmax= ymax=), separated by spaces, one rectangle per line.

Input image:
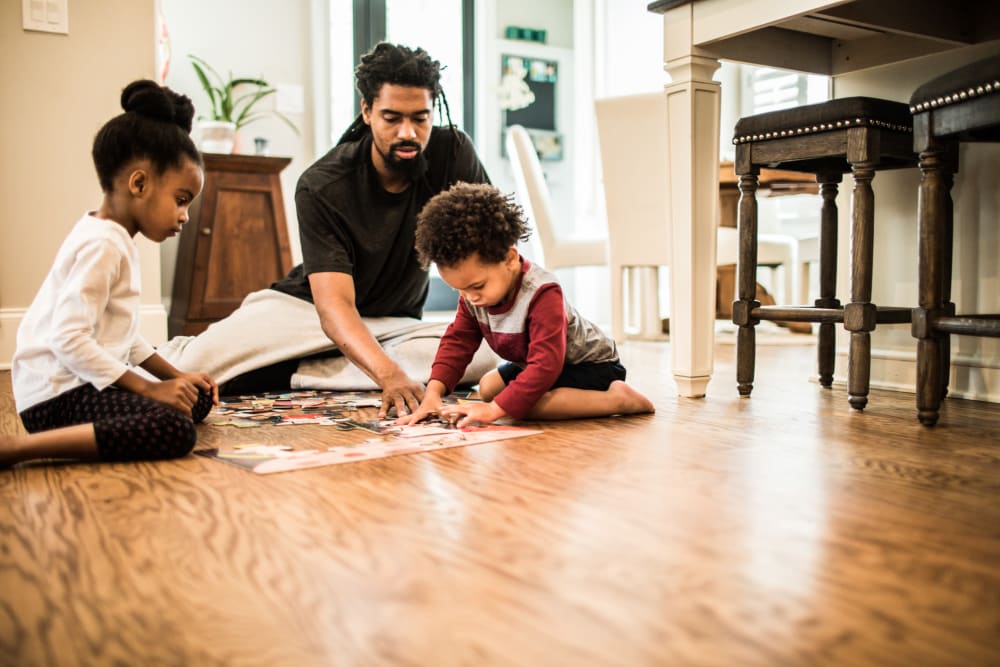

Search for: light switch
xmin=45 ymin=0 xmax=62 ymax=24
xmin=22 ymin=0 xmax=68 ymax=34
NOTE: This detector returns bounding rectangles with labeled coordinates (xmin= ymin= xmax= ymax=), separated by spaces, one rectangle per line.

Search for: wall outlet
xmin=22 ymin=0 xmax=68 ymax=34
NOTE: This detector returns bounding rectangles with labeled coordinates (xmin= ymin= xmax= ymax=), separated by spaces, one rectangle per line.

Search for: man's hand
xmin=309 ymin=272 xmax=426 ymax=419
xmin=378 ymin=370 xmax=425 ymax=419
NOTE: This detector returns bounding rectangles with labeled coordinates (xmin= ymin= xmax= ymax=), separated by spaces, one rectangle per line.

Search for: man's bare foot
xmin=608 ymin=381 xmax=655 ymax=415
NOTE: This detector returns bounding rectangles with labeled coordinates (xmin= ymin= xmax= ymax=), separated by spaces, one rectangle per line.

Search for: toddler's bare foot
xmin=608 ymin=381 xmax=655 ymax=415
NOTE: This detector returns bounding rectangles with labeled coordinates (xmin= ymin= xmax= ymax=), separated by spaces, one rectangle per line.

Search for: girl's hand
xmin=175 ymin=371 xmax=219 ymax=404
xmin=442 ymin=402 xmax=507 ymax=428
xmin=144 ymin=378 xmax=200 ymax=416
xmin=137 ymin=354 xmax=219 ymax=405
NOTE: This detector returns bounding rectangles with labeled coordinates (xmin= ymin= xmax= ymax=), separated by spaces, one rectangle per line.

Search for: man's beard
xmin=377 ymin=140 xmax=427 ymax=179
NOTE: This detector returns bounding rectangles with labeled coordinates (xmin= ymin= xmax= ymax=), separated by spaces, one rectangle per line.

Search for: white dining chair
xmin=504 ymin=125 xmax=608 ymax=271
xmin=595 ymin=92 xmax=803 ymax=341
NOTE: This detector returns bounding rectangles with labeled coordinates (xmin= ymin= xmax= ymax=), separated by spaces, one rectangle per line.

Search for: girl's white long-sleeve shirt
xmin=12 ymin=213 xmax=155 ymax=413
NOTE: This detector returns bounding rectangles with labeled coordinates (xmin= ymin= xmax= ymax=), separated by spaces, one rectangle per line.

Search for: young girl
xmin=398 ymin=182 xmax=654 ymax=428
xmin=1 ymin=80 xmax=218 ymax=467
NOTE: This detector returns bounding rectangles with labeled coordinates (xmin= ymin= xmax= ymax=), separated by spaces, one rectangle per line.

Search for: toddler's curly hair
xmin=415 ymin=182 xmax=531 ymax=269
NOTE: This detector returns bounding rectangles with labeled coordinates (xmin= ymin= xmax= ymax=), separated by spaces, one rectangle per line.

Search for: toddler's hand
xmin=442 ymin=402 xmax=506 ymax=428
xmin=395 ymin=396 xmax=443 ymax=426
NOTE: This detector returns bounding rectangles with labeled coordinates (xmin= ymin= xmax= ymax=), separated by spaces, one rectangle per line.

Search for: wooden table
xmin=647 ymin=0 xmax=1000 ymax=397
xmin=717 ymin=160 xmax=817 ymax=229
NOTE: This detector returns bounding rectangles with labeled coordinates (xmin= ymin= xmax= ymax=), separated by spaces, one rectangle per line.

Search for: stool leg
xmin=735 ymin=171 xmax=760 ymax=396
xmin=816 ymin=174 xmax=842 ymax=388
xmin=915 ymin=145 xmax=955 ymax=426
xmin=846 ymin=161 xmax=877 ymax=411
xmin=938 ymin=169 xmax=955 ymax=402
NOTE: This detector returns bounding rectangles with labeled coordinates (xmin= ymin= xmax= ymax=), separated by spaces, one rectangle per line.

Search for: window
xmin=327 ymin=0 xmax=474 ymax=148
xmin=739 ymin=66 xmax=831 ymax=303
xmin=741 ymin=66 xmax=829 ymax=116
xmin=386 ymin=0 xmax=465 ymax=130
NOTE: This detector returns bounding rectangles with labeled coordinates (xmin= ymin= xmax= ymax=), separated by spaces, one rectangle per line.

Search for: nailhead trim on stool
xmin=910 ymin=79 xmax=999 ymax=112
xmin=909 ymin=53 xmax=1000 ymax=426
xmin=734 ymin=117 xmax=912 ymax=144
xmin=732 ymin=96 xmax=917 ymax=411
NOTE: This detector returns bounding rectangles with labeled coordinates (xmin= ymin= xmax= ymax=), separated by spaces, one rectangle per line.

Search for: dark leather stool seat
xmin=910 ymin=54 xmax=1000 ymax=426
xmin=732 ymin=97 xmax=917 ymax=409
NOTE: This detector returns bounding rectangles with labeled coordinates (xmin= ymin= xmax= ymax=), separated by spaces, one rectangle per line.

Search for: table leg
xmin=661 ymin=17 xmax=721 ymax=397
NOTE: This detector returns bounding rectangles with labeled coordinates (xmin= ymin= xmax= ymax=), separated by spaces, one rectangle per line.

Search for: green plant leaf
xmin=186 ymin=54 xmax=299 ymax=134
xmin=189 ymin=59 xmax=222 ymax=119
xmin=233 ymin=88 xmax=275 ymax=128
xmin=272 ymin=111 xmax=301 ymax=135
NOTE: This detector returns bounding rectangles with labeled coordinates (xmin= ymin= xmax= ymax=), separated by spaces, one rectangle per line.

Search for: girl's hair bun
xmin=120 ymin=79 xmax=195 ymax=133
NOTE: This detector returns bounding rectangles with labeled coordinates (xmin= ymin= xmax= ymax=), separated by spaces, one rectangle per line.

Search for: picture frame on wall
xmin=498 ymin=53 xmax=563 ymax=161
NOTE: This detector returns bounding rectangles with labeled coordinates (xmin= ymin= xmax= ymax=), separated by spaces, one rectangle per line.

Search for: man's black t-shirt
xmin=271 ymin=127 xmax=489 ymax=319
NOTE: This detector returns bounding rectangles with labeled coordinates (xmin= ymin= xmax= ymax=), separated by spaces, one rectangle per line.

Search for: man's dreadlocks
xmin=336 ymin=42 xmax=459 ymax=147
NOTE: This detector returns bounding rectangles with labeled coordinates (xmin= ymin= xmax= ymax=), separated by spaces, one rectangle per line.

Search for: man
xmin=159 ymin=43 xmax=491 ymax=418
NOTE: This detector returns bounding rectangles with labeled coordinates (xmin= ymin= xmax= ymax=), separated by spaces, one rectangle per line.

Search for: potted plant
xmin=188 ymin=54 xmax=299 ymax=154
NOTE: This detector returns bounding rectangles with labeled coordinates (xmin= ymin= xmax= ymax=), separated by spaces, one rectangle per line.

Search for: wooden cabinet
xmin=169 ymin=153 xmax=293 ymax=337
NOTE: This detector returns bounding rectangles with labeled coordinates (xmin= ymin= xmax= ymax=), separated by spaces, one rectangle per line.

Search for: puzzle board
xmin=195 ymin=423 xmax=541 ymax=474
xmin=206 ymin=390 xmax=479 ymax=428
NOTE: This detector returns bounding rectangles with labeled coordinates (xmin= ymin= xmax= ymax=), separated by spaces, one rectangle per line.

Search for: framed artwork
xmin=499 ymin=54 xmax=562 ymax=161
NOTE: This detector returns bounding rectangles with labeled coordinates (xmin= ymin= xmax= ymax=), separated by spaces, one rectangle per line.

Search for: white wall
xmin=833 ymin=41 xmax=1000 ymax=401
xmin=0 ymin=0 xmax=316 ymax=368
xmin=496 ymin=0 xmax=574 ymax=48
xmin=478 ymin=0 xmax=575 ymax=225
xmin=1 ymin=0 xmax=163 ymax=367
xmin=477 ymin=0 xmax=612 ymax=323
xmin=158 ymin=0 xmax=314 ymax=310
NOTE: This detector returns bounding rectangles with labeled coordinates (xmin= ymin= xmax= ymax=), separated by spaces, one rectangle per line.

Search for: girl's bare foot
xmin=608 ymin=381 xmax=655 ymax=415
xmin=0 ymin=434 xmax=23 ymax=468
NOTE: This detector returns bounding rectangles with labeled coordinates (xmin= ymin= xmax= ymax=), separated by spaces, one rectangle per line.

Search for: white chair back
xmin=594 ymin=93 xmax=673 ymax=269
xmin=595 ymin=92 xmax=803 ymax=340
xmin=505 ymin=125 xmax=607 ymax=270
xmin=505 ymin=125 xmax=559 ymax=266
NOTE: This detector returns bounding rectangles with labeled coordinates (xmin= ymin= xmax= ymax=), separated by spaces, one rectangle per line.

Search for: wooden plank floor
xmin=1 ymin=339 xmax=999 ymax=667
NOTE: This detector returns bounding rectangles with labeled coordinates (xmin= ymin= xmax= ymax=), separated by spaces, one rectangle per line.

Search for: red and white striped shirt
xmin=430 ymin=258 xmax=618 ymax=419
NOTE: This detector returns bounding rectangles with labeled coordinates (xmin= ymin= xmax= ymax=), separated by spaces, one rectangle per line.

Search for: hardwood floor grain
xmin=1 ymin=340 xmax=998 ymax=666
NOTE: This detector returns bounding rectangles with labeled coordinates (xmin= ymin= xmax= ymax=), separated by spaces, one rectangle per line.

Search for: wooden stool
xmin=910 ymin=54 xmax=1000 ymax=426
xmin=732 ymin=97 xmax=917 ymax=409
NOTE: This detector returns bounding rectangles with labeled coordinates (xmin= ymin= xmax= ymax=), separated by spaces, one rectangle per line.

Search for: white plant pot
xmin=199 ymin=120 xmax=236 ymax=154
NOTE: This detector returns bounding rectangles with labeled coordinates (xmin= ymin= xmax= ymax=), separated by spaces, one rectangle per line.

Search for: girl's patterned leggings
xmin=19 ymin=384 xmax=214 ymax=462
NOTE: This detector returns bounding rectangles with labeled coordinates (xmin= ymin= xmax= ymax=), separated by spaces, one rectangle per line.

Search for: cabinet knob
xmin=200 ymin=227 xmax=212 ymax=236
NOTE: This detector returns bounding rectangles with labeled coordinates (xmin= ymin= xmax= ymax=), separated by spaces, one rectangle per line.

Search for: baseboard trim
xmin=0 ymin=304 xmax=168 ymax=371
xmin=836 ymin=347 xmax=1000 ymax=403
xmin=0 ymin=308 xmax=24 ymax=371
